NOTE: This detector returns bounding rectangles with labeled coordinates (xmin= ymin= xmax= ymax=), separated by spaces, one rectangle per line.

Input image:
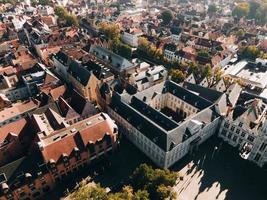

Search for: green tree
xmin=197 ymin=50 xmax=210 ymax=58
xmin=71 ymin=184 xmax=149 ymax=200
xmin=188 ymin=62 xmax=198 ymax=74
xmin=108 ymin=186 xmax=149 ymax=200
xmin=156 ymin=185 xmax=176 ymax=200
xmin=242 ymin=45 xmax=261 ymax=60
xmin=99 ymin=22 xmax=120 ymax=40
xmin=30 ymin=0 xmax=38 ymax=6
xmin=260 ymin=52 xmax=267 ymax=59
xmin=55 ymin=6 xmax=68 ymax=19
xmin=39 ymin=0 xmax=50 ymax=5
xmin=130 ymin=164 xmax=178 ymax=199
xmin=207 ymin=4 xmax=217 ymax=17
xmin=236 ymin=29 xmax=245 ymax=37
xmin=255 ymin=3 xmax=267 ymax=25
xmin=70 ymin=183 xmax=108 ymax=200
xmin=0 ymin=0 xmax=16 ymax=5
xmin=55 ymin=6 xmax=79 ymax=27
xmin=214 ymin=67 xmax=223 ymax=82
xmin=169 ymin=69 xmax=186 ymax=83
xmin=117 ymin=43 xmax=132 ymax=59
xmin=160 ymin=9 xmax=173 ymax=25
xmin=66 ymin=14 xmax=79 ymax=26
xmin=232 ymin=2 xmax=250 ymax=20
xmin=203 ymin=64 xmax=212 ymax=78
xmin=138 ymin=37 xmax=164 ymax=64
xmin=134 ymin=190 xmax=150 ymax=200
xmin=248 ymin=1 xmax=260 ymax=19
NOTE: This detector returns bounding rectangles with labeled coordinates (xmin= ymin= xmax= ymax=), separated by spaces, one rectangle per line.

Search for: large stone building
xmin=107 ymin=80 xmax=223 ymax=168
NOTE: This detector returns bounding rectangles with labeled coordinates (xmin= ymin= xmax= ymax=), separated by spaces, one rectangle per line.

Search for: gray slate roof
xmin=109 ymin=80 xmax=219 ymax=151
xmin=89 ymin=45 xmax=134 ymax=72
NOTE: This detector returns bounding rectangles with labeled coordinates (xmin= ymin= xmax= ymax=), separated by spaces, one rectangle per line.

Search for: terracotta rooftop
xmin=0 ymin=118 xmax=27 ymax=143
xmin=40 ymin=113 xmax=116 ymax=163
xmin=0 ymin=66 xmax=15 ymax=76
xmin=12 ymin=53 xmax=37 ymax=71
xmin=0 ymin=100 xmax=39 ymax=123
xmin=41 ymin=16 xmax=56 ymax=27
xmin=49 ymin=85 xmax=67 ymax=100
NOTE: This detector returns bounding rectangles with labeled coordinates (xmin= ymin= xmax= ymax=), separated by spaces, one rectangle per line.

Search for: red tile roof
xmin=49 ymin=85 xmax=67 ymax=100
xmin=40 ymin=113 xmax=116 ymax=163
xmin=0 ymin=118 xmax=27 ymax=142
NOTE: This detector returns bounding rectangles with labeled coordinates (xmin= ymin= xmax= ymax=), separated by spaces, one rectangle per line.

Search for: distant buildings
xmin=223 ymin=60 xmax=267 ymax=90
xmin=89 ymin=45 xmax=135 ymax=76
xmin=122 ymin=29 xmax=143 ymax=47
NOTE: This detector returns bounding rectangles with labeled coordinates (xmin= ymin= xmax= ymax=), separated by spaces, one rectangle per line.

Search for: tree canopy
xmin=232 ymin=2 xmax=250 ymax=20
xmin=232 ymin=1 xmax=267 ymax=24
xmin=197 ymin=50 xmax=210 ymax=58
xmin=130 ymin=164 xmax=178 ymax=199
xmin=169 ymin=69 xmax=185 ymax=83
xmin=55 ymin=6 xmax=79 ymax=27
xmin=70 ymin=184 xmax=149 ymax=200
xmin=39 ymin=0 xmax=50 ymax=5
xmin=242 ymin=45 xmax=261 ymax=60
xmin=70 ymin=164 xmax=176 ymax=200
xmin=207 ymin=4 xmax=217 ymax=17
xmin=138 ymin=37 xmax=164 ymax=64
xmin=70 ymin=183 xmax=108 ymax=200
xmin=99 ymin=22 xmax=120 ymax=40
xmin=255 ymin=3 xmax=267 ymax=25
xmin=160 ymin=9 xmax=173 ymax=25
xmin=0 ymin=0 xmax=16 ymax=5
xmin=99 ymin=22 xmax=132 ymax=59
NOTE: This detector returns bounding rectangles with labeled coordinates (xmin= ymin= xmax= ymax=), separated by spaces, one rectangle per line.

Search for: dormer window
xmin=113 ymin=127 xmax=118 ymax=134
xmin=74 ymin=147 xmax=81 ymax=161
xmin=88 ymin=143 xmax=95 ymax=155
xmin=63 ymin=156 xmax=68 ymax=163
xmin=62 ymin=154 xmax=69 ymax=166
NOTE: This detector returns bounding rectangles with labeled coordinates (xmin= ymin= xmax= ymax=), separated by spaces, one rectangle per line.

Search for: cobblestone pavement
xmin=171 ymin=137 xmax=267 ymax=200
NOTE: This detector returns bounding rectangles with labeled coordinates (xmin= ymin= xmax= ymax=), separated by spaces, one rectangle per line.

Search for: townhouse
xmin=0 ymin=113 xmax=118 ymax=200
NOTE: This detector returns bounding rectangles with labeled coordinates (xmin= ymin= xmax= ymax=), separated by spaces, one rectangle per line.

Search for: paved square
xmin=171 ymin=137 xmax=267 ymax=200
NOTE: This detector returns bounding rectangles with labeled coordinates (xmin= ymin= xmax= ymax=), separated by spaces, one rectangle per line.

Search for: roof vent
xmin=70 ymin=128 xmax=76 ymax=133
xmin=38 ymin=141 xmax=44 ymax=151
xmin=86 ymin=121 xmax=92 ymax=126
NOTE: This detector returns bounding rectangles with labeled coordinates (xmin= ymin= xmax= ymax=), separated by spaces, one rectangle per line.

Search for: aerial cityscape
xmin=0 ymin=0 xmax=267 ymax=199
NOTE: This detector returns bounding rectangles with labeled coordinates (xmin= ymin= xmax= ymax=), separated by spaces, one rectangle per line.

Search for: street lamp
xmin=211 ymin=146 xmax=218 ymax=159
